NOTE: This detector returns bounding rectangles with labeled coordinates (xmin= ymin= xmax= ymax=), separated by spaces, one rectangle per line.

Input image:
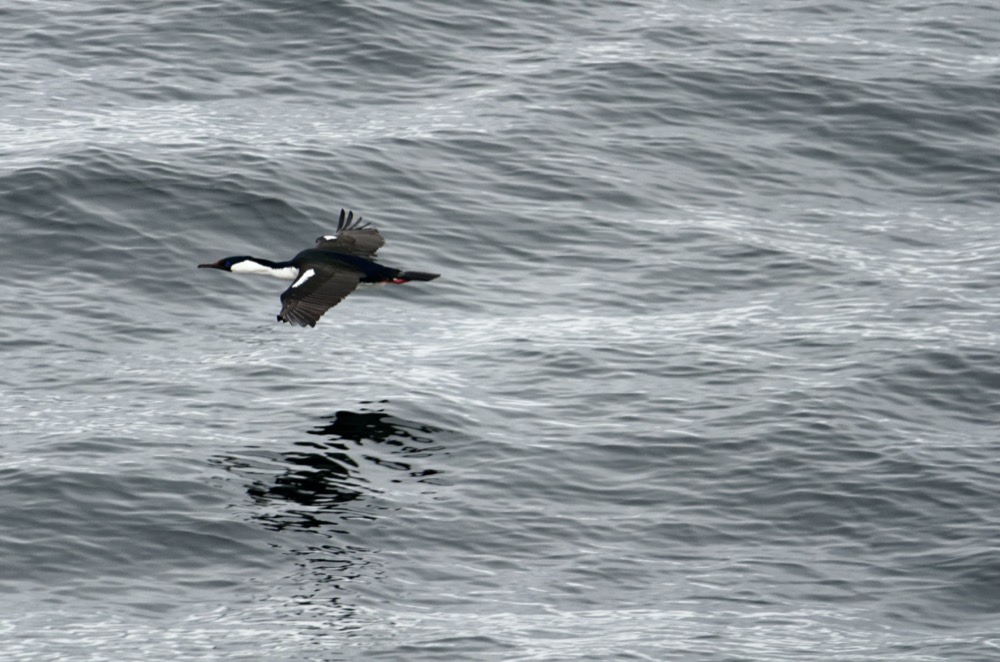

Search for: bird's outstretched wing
xmin=277 ymin=265 xmax=362 ymax=327
xmin=314 ymin=209 xmax=385 ymax=258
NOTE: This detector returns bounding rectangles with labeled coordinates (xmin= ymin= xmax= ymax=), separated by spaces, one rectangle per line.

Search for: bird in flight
xmin=198 ymin=209 xmax=439 ymax=327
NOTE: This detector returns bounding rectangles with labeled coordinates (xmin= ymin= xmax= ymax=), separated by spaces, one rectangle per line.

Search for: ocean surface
xmin=2 ymin=1 xmax=999 ymax=660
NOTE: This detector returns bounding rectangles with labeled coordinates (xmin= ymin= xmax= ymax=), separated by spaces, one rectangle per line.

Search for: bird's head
xmin=198 ymin=256 xmax=255 ymax=272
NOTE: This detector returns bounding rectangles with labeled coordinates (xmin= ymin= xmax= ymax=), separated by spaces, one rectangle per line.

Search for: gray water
xmin=2 ymin=1 xmax=999 ymax=660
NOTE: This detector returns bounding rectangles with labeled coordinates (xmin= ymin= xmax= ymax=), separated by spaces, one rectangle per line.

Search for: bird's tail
xmin=394 ymin=271 xmax=440 ymax=282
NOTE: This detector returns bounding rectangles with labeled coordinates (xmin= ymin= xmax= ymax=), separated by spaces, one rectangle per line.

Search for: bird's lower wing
xmin=278 ymin=267 xmax=362 ymax=327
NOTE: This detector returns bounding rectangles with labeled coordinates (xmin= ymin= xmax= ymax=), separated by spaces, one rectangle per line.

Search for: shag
xmin=198 ymin=210 xmax=439 ymax=327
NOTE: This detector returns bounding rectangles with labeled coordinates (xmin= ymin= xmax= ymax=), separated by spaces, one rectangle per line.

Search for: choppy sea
xmin=2 ymin=1 xmax=999 ymax=660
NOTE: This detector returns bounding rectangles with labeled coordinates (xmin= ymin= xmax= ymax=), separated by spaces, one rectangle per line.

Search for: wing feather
xmin=277 ymin=266 xmax=362 ymax=327
xmin=314 ymin=209 xmax=385 ymax=258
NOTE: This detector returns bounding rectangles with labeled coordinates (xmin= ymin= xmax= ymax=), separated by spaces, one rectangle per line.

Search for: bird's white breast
xmin=230 ymin=261 xmax=298 ymax=280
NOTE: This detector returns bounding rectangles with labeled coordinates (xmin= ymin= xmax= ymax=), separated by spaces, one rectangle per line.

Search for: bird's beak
xmin=198 ymin=261 xmax=223 ymax=269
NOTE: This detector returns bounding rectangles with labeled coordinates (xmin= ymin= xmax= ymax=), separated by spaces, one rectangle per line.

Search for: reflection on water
xmin=218 ymin=401 xmax=450 ymax=534
xmin=213 ymin=401 xmax=453 ymax=613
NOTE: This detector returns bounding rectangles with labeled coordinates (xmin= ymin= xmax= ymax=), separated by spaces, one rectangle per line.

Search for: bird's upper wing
xmin=314 ymin=209 xmax=385 ymax=258
xmin=277 ymin=265 xmax=363 ymax=327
